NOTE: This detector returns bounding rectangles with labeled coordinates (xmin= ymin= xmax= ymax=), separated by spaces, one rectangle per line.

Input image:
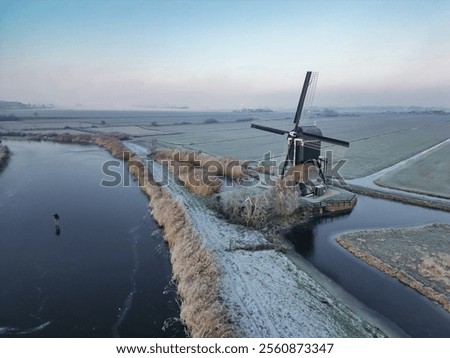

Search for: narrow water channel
xmin=0 ymin=140 xmax=185 ymax=337
xmin=286 ymin=195 xmax=450 ymax=337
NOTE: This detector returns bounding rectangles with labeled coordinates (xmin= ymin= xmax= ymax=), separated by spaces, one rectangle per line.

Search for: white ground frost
xmin=126 ymin=142 xmax=382 ymax=338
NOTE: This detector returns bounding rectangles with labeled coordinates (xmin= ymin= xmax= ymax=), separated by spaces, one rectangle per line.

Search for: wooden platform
xmin=301 ymin=187 xmax=357 ymax=214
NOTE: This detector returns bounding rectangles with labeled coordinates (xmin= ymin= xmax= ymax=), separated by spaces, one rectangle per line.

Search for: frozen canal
xmin=0 ymin=140 xmax=184 ymax=337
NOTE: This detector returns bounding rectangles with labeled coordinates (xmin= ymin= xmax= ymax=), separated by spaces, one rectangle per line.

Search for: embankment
xmin=344 ymin=184 xmax=450 ymax=212
xmin=374 ymin=178 xmax=450 ymax=200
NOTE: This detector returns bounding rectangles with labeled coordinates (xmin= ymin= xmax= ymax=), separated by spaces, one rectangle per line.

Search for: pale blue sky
xmin=1 ymin=0 xmax=449 ymax=109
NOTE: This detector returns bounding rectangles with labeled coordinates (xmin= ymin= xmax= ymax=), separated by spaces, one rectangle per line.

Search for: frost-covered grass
xmin=219 ymin=250 xmax=382 ymax=337
xmin=139 ymin=112 xmax=450 ymax=181
xmin=6 ymin=111 xmax=450 ymax=181
xmin=341 ymin=128 xmax=450 ymax=179
xmin=375 ymin=141 xmax=450 ymax=199
xmin=145 ymin=120 xmax=288 ymax=161
xmin=337 ymin=223 xmax=450 ymax=313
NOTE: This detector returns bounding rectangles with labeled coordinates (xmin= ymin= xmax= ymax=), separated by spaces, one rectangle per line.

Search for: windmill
xmin=251 ymin=71 xmax=349 ymax=196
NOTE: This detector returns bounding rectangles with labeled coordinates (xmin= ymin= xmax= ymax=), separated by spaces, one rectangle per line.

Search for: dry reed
xmin=153 ymin=149 xmax=248 ymax=178
xmin=91 ymin=135 xmax=133 ymax=160
xmin=214 ymin=190 xmax=270 ymax=229
xmin=268 ymin=175 xmax=300 ymax=217
xmin=213 ymin=173 xmax=301 ymax=230
xmin=136 ymin=163 xmax=236 ymax=337
xmin=152 ymin=149 xmax=248 ymax=197
xmin=49 ymin=133 xmax=134 ymax=160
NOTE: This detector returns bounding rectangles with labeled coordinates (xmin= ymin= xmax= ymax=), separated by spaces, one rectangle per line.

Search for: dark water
xmin=0 ymin=140 xmax=185 ymax=337
xmin=286 ymin=195 xmax=450 ymax=337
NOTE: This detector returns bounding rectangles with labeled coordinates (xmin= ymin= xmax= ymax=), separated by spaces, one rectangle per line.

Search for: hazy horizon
xmin=1 ymin=0 xmax=449 ymax=110
xmin=2 ymin=101 xmax=449 ymax=113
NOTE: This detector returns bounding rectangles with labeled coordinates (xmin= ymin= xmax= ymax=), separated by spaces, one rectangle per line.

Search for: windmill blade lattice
xmin=299 ymin=72 xmax=319 ymax=127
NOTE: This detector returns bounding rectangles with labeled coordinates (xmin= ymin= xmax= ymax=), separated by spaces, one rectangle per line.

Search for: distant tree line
xmin=0 ymin=100 xmax=54 ymax=110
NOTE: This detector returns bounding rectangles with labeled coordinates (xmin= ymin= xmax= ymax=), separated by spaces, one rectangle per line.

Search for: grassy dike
xmin=128 ymin=156 xmax=236 ymax=337
xmin=49 ymin=134 xmax=236 ymax=337
xmin=345 ymin=184 xmax=450 ymax=212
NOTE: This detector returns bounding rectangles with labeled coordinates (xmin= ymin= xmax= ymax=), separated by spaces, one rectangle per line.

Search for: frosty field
xmin=132 ymin=112 xmax=450 ymax=180
xmin=337 ymin=224 xmax=450 ymax=313
xmin=2 ymin=110 xmax=450 ymax=182
xmin=376 ymin=141 xmax=450 ymax=199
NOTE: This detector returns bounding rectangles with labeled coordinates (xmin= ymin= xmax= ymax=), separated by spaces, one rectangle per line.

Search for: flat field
xmin=337 ymin=223 xmax=450 ymax=312
xmin=375 ymin=141 xmax=450 ymax=199
xmin=134 ymin=112 xmax=450 ymax=180
xmin=2 ymin=110 xmax=450 ymax=180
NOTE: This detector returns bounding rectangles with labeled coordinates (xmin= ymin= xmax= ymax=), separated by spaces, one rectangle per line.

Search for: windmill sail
xmin=293 ymin=71 xmax=312 ymax=130
xmin=300 ymin=72 xmax=319 ymax=127
xmin=250 ymin=123 xmax=288 ymax=135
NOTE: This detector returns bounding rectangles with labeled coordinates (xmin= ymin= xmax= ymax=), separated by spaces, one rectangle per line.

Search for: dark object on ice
xmin=53 ymin=213 xmax=61 ymax=235
xmin=251 ymin=71 xmax=350 ymax=196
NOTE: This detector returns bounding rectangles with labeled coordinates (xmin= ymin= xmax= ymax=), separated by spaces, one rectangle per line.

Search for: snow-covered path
xmin=126 ymin=142 xmax=383 ymax=337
